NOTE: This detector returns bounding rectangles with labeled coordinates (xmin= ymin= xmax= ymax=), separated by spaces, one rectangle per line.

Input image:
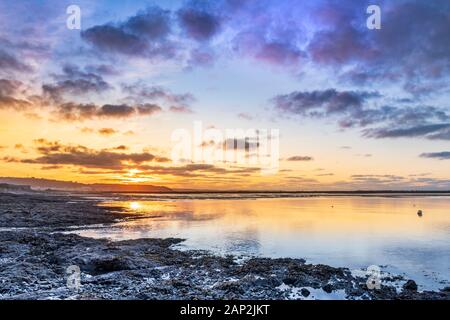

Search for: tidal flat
xmin=0 ymin=192 xmax=448 ymax=300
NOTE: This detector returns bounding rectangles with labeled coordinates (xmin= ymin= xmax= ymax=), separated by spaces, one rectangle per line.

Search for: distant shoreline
xmin=78 ymin=190 xmax=450 ymax=195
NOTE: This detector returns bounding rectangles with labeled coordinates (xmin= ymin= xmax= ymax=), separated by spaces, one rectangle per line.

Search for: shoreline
xmin=0 ymin=192 xmax=448 ymax=300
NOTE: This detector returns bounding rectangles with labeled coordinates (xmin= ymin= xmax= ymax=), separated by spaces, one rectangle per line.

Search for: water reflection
xmin=129 ymin=202 xmax=141 ymax=210
xmin=74 ymin=196 xmax=450 ymax=290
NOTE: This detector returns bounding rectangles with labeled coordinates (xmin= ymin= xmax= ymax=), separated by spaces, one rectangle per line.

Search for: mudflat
xmin=0 ymin=192 xmax=448 ymax=300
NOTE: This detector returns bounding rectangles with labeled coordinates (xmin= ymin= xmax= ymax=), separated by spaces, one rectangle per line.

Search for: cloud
xmin=350 ymin=174 xmax=406 ymax=184
xmin=363 ymin=123 xmax=450 ymax=139
xmin=55 ymin=103 xmax=98 ymax=121
xmin=137 ymin=103 xmax=163 ymax=115
xmin=169 ymin=105 xmax=193 ymax=113
xmin=317 ymin=173 xmax=334 ymax=176
xmin=5 ymin=139 xmax=170 ymax=169
xmin=125 ymin=163 xmax=261 ymax=178
xmin=273 ymin=88 xmax=450 ymax=140
xmin=307 ymin=1 xmax=450 ymax=87
xmin=0 ymin=49 xmax=31 ymax=73
xmin=273 ymin=89 xmax=378 ymax=116
xmin=98 ymin=128 xmax=118 ymax=136
xmin=122 ymin=83 xmax=195 ymax=106
xmin=237 ymin=112 xmax=254 ymax=120
xmin=0 ymin=78 xmax=31 ymax=110
xmin=286 ymin=156 xmax=314 ymax=161
xmin=81 ymin=6 xmax=176 ymax=59
xmin=96 ymin=104 xmax=135 ymax=118
xmin=223 ymin=138 xmax=260 ymax=152
xmin=177 ymin=7 xmax=222 ymax=41
xmin=233 ymin=31 xmax=305 ymax=67
xmin=42 ymin=64 xmax=111 ymax=102
xmin=420 ymin=151 xmax=450 ymax=160
xmin=54 ymin=102 xmax=162 ymax=121
xmin=4 ymin=138 xmax=264 ymax=178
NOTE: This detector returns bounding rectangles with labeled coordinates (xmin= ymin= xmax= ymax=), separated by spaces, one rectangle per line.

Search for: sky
xmin=0 ymin=0 xmax=449 ymax=190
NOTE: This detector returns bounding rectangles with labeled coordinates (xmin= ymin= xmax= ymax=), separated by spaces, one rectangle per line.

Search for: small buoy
xmin=417 ymin=210 xmax=423 ymax=217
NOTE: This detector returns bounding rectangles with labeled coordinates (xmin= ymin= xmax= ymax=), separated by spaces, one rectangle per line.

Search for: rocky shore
xmin=0 ymin=192 xmax=448 ymax=300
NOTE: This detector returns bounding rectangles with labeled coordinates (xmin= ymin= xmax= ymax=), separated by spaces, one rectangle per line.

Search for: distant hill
xmin=0 ymin=177 xmax=172 ymax=193
xmin=0 ymin=183 xmax=32 ymax=192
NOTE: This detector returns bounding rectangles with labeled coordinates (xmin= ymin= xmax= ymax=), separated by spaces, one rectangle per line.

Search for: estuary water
xmin=72 ymin=194 xmax=450 ymax=290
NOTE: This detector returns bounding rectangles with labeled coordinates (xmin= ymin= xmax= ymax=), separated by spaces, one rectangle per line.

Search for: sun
xmin=129 ymin=202 xmax=141 ymax=210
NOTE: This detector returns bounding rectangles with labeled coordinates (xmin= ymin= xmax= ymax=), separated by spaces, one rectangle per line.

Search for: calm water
xmin=73 ymin=195 xmax=450 ymax=290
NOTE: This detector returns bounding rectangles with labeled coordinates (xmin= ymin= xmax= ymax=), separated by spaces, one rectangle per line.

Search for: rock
xmin=282 ymin=277 xmax=296 ymax=285
xmin=89 ymin=257 xmax=131 ymax=274
xmin=417 ymin=210 xmax=423 ymax=217
xmin=300 ymin=288 xmax=310 ymax=297
xmin=322 ymin=284 xmax=333 ymax=293
xmin=403 ymin=280 xmax=418 ymax=291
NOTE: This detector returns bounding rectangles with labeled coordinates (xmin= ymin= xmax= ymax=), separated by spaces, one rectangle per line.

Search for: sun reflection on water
xmin=129 ymin=202 xmax=141 ymax=210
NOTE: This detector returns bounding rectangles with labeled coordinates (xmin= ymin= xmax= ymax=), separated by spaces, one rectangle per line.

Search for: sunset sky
xmin=0 ymin=0 xmax=449 ymax=190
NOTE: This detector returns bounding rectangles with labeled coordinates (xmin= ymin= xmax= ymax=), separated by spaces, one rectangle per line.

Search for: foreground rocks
xmin=0 ymin=192 xmax=448 ymax=300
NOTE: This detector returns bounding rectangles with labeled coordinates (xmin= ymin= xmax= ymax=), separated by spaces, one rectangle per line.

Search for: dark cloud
xmin=272 ymin=89 xmax=379 ymax=116
xmin=82 ymin=25 xmax=148 ymax=56
xmin=85 ymin=64 xmax=119 ymax=76
xmin=0 ymin=49 xmax=31 ymax=72
xmin=420 ymin=152 xmax=450 ymax=160
xmin=308 ymin=1 xmax=450 ymax=88
xmin=350 ymin=174 xmax=406 ymax=184
xmin=286 ymin=156 xmax=314 ymax=161
xmin=308 ymin=25 xmax=375 ymax=65
xmin=5 ymin=139 xmax=170 ymax=169
xmin=0 ymin=79 xmax=22 ymax=96
xmin=122 ymin=83 xmax=195 ymax=106
xmin=177 ymin=7 xmax=221 ymax=41
xmin=363 ymin=123 xmax=450 ymax=140
xmin=223 ymin=138 xmax=259 ymax=152
xmin=73 ymin=0 xmax=450 ymax=81
xmin=132 ymin=163 xmax=261 ymax=178
xmin=0 ymin=78 xmax=31 ymax=110
xmin=81 ymin=6 xmax=176 ymax=59
xmin=273 ymin=88 xmax=450 ymax=140
xmin=3 ymin=138 xmax=263 ymax=178
xmin=97 ymin=104 xmax=135 ymax=118
xmin=137 ymin=103 xmax=163 ymax=115
xmin=42 ymin=64 xmax=111 ymax=102
xmin=233 ymin=31 xmax=305 ymax=67
xmin=54 ymin=101 xmax=162 ymax=121
xmin=98 ymin=128 xmax=118 ymax=136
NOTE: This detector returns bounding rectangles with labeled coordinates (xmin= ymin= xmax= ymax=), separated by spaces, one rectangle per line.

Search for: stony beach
xmin=0 ymin=192 xmax=448 ymax=300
